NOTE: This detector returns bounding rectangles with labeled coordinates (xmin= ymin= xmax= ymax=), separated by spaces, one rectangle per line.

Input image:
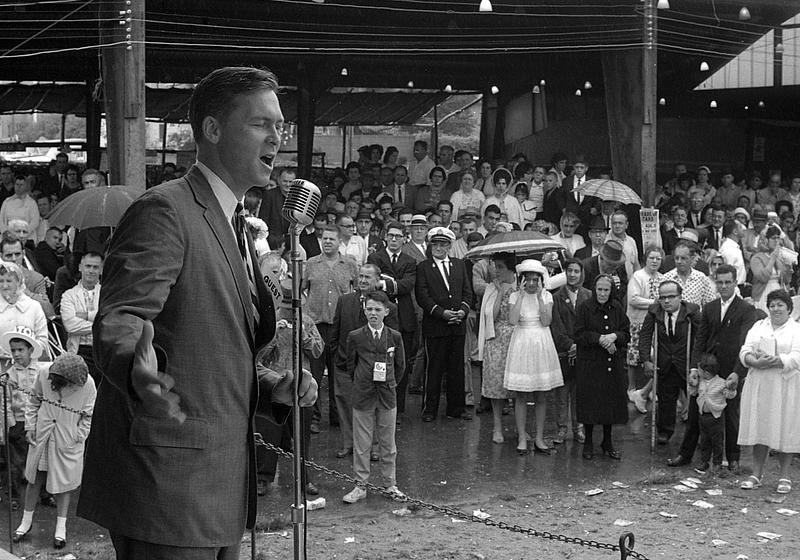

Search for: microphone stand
xmin=289 ymin=223 xmax=306 ymax=560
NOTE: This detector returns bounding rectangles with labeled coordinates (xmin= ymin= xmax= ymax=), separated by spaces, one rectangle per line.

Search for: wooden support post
xmin=84 ymin=69 xmax=102 ymax=169
xmin=60 ymin=113 xmax=67 ymax=148
xmin=296 ymin=62 xmax=317 ymax=180
xmin=161 ymin=122 xmax=168 ymax=170
xmin=100 ymin=0 xmax=146 ymax=188
xmin=641 ymin=0 xmax=658 ymax=207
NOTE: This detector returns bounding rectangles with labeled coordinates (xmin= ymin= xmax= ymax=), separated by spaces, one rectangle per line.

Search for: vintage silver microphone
xmin=281 ymin=178 xmax=321 ymax=560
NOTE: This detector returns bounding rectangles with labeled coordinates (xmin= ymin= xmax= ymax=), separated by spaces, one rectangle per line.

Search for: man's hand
xmin=442 ymin=309 xmax=457 ymax=321
xmin=131 ymin=321 xmax=186 ymax=423
xmin=272 ymin=368 xmax=318 ymax=407
xmin=643 ymin=361 xmax=654 ymax=377
xmin=568 ymin=343 xmax=577 ymax=359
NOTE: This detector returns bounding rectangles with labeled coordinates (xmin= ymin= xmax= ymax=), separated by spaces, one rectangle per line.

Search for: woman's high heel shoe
xmin=533 ymin=443 xmax=554 ymax=456
xmin=12 ymin=528 xmax=29 ymax=543
xmin=600 ymin=442 xmax=621 ymax=460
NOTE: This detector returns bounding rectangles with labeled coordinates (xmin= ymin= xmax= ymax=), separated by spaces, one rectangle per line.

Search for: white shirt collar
xmin=195 ymin=160 xmax=239 ymax=225
xmin=369 ymin=325 xmax=383 ymax=339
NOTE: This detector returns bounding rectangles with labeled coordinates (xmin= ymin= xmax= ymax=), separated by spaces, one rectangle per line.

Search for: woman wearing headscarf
xmin=738 ymin=289 xmax=800 ymax=494
xmin=574 ymin=274 xmax=630 ymax=460
xmin=477 ymin=252 xmax=516 ymax=444
xmin=504 ymin=259 xmax=563 ymax=455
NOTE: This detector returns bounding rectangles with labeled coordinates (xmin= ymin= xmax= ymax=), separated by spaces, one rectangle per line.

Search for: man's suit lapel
xmin=185 ymin=167 xmax=254 ymax=339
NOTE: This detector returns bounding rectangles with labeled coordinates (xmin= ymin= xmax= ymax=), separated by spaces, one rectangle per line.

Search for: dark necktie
xmin=233 ymin=203 xmax=260 ymax=329
xmin=716 ymin=229 xmax=721 ymax=247
xmin=667 ymin=312 xmax=674 ymax=338
xmin=391 ymin=253 xmax=398 ymax=267
xmin=397 ymin=185 xmax=403 ymax=203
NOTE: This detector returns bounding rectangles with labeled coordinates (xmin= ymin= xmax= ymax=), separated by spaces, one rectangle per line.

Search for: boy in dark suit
xmin=343 ymin=291 xmax=406 ymax=504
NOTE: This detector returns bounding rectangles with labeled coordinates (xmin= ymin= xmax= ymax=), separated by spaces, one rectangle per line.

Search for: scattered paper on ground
xmin=673 ymin=484 xmax=695 ymax=493
xmin=473 ymin=509 xmax=491 ymax=520
xmin=345 ymin=537 xmax=356 ymax=543
xmin=711 ymin=539 xmax=728 ymax=547
xmin=585 ymin=488 xmax=604 ymax=496
xmin=392 ymin=507 xmax=412 ymax=516
xmin=776 ymin=508 xmax=799 ymax=516
xmin=757 ymin=532 xmax=781 ymax=540
xmin=451 ymin=518 xmax=467 ymax=523
xmin=686 ymin=477 xmax=702 ymax=485
xmin=680 ymin=479 xmax=699 ymax=489
xmin=705 ymin=489 xmax=723 ymax=496
xmin=659 ymin=511 xmax=678 ymax=518
xmin=612 ymin=481 xmax=630 ymax=488
xmin=613 ymin=519 xmax=634 ymax=527
xmin=692 ymin=500 xmax=714 ymax=509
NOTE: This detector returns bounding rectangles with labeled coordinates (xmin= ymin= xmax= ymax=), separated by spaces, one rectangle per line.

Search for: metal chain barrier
xmin=0 ymin=375 xmax=91 ymax=418
xmin=254 ymin=434 xmax=649 ymax=560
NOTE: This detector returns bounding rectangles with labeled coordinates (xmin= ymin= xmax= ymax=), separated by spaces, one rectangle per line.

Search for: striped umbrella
xmin=464 ymin=231 xmax=565 ymax=260
xmin=575 ymin=178 xmax=642 ymax=205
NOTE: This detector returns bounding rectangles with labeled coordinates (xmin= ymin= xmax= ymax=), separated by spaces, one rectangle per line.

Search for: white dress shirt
xmin=61 ymin=281 xmax=101 ymax=352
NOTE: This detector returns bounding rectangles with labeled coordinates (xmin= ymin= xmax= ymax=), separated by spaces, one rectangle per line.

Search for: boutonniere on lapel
xmin=387 ymin=346 xmax=395 ymax=358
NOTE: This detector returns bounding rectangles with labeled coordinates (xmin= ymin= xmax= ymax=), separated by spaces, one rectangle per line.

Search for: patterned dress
xmin=481 ymin=288 xmax=514 ymax=399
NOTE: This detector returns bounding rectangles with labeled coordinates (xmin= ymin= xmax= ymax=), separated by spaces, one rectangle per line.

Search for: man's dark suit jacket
xmin=367 ymin=249 xmax=417 ymax=333
xmin=550 ymin=285 xmax=592 ymax=356
xmin=258 ymin=187 xmax=290 ymax=249
xmin=78 ymin=166 xmax=280 ymax=547
xmin=573 ymin=245 xmax=597 ymax=262
xmin=560 ymin=176 xmax=601 ymax=231
xmin=330 ymin=291 xmax=399 ymax=371
xmin=415 ymin=257 xmax=472 ymax=338
xmin=345 ymin=324 xmax=405 ymax=410
xmin=693 ymin=296 xmax=756 ymax=377
xmin=540 ymin=186 xmax=565 ymax=226
xmin=638 ymin=301 xmax=701 ymax=377
xmin=33 ymin=241 xmax=63 ymax=281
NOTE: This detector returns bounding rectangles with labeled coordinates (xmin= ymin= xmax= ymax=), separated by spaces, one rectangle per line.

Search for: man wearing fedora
xmin=582 ymin=239 xmax=628 ymax=302
xmin=574 ymin=216 xmax=607 ymax=261
xmin=415 ymin=226 xmax=473 ymax=422
xmin=402 ymin=214 xmax=428 ymax=264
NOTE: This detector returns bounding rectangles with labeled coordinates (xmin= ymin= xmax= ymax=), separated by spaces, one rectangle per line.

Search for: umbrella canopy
xmin=574 ymin=179 xmax=642 ymax=206
xmin=47 ymin=185 xmax=143 ymax=229
xmin=464 ymin=231 xmax=565 ymax=261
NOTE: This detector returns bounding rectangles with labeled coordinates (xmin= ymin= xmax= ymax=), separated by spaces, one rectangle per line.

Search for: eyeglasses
xmin=385 ymin=233 xmax=404 ymax=239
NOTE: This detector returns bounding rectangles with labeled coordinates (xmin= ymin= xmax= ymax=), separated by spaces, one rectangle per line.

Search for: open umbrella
xmin=46 ymin=185 xmax=143 ymax=229
xmin=464 ymin=231 xmax=565 ymax=260
xmin=574 ymin=178 xmax=642 ymax=206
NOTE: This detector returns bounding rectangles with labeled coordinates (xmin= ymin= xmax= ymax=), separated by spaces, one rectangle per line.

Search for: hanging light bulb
xmin=407 ymin=80 xmax=415 ymax=88
xmin=776 ymin=42 xmax=784 ymax=53
xmin=340 ymin=67 xmax=348 ymax=76
xmin=700 ymin=61 xmax=710 ymax=71
xmin=745 ymin=105 xmax=749 ymax=110
xmin=479 ymin=0 xmax=492 ymax=12
xmin=490 ymin=85 xmax=499 ymax=94
xmin=710 ymin=100 xmax=718 ymax=108
xmin=584 ymin=81 xmax=593 ymax=90
xmin=539 ymin=79 xmax=546 ymax=86
xmin=444 ymin=84 xmax=452 ymax=93
xmin=575 ymin=89 xmax=582 ymax=96
xmin=738 ymin=6 xmax=751 ymax=21
xmin=532 ymin=86 xmax=541 ymax=94
xmin=312 ymin=0 xmax=325 ymax=3
xmin=659 ymin=98 xmax=666 ymax=106
xmin=758 ymin=100 xmax=765 ymax=108
xmin=657 ymin=0 xmax=670 ymax=9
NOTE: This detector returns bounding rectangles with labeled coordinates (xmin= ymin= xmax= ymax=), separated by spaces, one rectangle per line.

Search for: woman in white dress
xmin=625 ymin=245 xmax=664 ymax=413
xmin=738 ymin=289 xmax=800 ymax=494
xmin=504 ymin=259 xmax=563 ymax=455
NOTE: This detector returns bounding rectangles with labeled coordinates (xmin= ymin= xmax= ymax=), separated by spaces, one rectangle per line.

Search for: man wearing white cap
xmin=415 ymin=226 xmax=473 ymax=422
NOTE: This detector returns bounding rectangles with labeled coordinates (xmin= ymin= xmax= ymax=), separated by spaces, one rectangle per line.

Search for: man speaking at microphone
xmin=77 ymin=67 xmax=318 ymax=559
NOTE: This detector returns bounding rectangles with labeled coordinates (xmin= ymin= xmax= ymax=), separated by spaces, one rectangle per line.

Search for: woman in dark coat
xmin=574 ymin=274 xmax=630 ymax=460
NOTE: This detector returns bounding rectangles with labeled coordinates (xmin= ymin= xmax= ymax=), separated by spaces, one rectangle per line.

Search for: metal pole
xmin=161 ymin=122 xmax=168 ymax=172
xmin=3 ymin=374 xmax=13 ymax=554
xmin=432 ymin=104 xmax=439 ymax=165
xmin=650 ymin=324 xmax=658 ymax=454
xmin=289 ymin=225 xmax=306 ymax=560
xmin=641 ymin=0 xmax=657 ymax=207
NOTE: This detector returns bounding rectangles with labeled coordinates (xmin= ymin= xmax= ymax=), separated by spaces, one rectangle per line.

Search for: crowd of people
xmin=238 ymin=143 xmax=800 ymax=502
xmin=1 ymin=125 xmax=799 ymax=549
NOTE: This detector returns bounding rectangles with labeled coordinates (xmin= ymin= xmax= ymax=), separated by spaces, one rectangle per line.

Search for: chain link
xmin=0 ymin=375 xmax=92 ymax=418
xmin=254 ymin=433 xmax=649 ymax=560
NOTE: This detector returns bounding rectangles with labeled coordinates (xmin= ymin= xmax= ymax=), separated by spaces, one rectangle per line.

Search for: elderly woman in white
xmin=0 ymin=262 xmax=47 ymax=359
xmin=738 ymin=289 xmax=800 ymax=494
